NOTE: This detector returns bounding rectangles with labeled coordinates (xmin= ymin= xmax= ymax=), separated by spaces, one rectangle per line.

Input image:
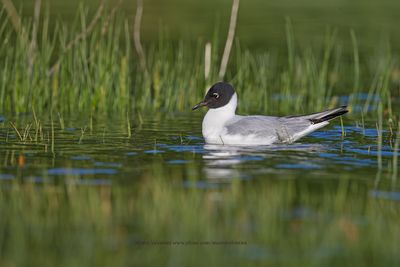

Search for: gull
xmin=192 ymin=82 xmax=348 ymax=145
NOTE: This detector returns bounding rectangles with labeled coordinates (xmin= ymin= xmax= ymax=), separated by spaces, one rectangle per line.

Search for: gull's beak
xmin=192 ymin=100 xmax=208 ymax=110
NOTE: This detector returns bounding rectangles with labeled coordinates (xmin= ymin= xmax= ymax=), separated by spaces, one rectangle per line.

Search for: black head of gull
xmin=192 ymin=82 xmax=235 ymax=110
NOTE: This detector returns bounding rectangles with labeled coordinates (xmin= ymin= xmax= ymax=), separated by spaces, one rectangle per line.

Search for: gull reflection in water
xmin=202 ymin=143 xmax=329 ymax=181
xmin=202 ymin=144 xmax=277 ymax=181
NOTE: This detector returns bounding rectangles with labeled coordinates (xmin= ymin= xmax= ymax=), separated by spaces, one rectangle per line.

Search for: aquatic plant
xmin=0 ymin=2 xmax=398 ymax=121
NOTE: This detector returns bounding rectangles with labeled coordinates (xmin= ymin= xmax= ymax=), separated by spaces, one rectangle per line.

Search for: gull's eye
xmin=212 ymin=93 xmax=220 ymax=99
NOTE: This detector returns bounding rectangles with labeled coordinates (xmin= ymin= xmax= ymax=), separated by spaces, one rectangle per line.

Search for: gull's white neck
xmin=202 ymin=93 xmax=237 ymax=140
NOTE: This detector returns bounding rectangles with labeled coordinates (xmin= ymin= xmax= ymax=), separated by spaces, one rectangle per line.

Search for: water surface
xmin=0 ymin=113 xmax=399 ymax=266
xmin=0 ymin=113 xmax=396 ymax=184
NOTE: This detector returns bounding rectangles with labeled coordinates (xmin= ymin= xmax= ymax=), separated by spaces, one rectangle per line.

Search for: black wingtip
xmin=309 ymin=106 xmax=348 ymax=124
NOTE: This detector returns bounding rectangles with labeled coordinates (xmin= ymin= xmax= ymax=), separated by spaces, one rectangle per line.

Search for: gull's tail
xmin=285 ymin=106 xmax=348 ymax=124
xmin=283 ymin=106 xmax=348 ymax=143
xmin=308 ymin=106 xmax=348 ymax=124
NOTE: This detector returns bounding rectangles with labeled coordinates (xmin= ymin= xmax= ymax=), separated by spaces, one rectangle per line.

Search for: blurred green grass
xmin=1 ymin=164 xmax=400 ymax=266
xmin=0 ymin=2 xmax=399 ymax=118
xmin=13 ymin=0 xmax=400 ymax=51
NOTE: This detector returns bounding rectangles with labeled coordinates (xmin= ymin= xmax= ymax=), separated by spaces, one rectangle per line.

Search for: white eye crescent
xmin=213 ymin=93 xmax=220 ymax=99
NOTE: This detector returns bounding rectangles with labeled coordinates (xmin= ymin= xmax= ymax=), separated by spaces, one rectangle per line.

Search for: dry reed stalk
xmin=1 ymin=0 xmax=25 ymax=37
xmin=218 ymin=0 xmax=240 ymax=80
xmin=133 ymin=0 xmax=147 ymax=74
xmin=48 ymin=0 xmax=106 ymax=75
xmin=204 ymin=42 xmax=211 ymax=80
xmin=102 ymin=0 xmax=124 ymax=35
xmin=28 ymin=0 xmax=41 ymax=76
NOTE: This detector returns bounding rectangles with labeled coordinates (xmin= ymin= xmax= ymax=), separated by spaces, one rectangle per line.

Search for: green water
xmin=0 ymin=111 xmax=399 ymax=266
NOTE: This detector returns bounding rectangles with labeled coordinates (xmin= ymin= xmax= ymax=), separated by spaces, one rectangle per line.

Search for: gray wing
xmin=225 ymin=115 xmax=313 ymax=142
xmin=225 ymin=107 xmax=347 ymax=143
